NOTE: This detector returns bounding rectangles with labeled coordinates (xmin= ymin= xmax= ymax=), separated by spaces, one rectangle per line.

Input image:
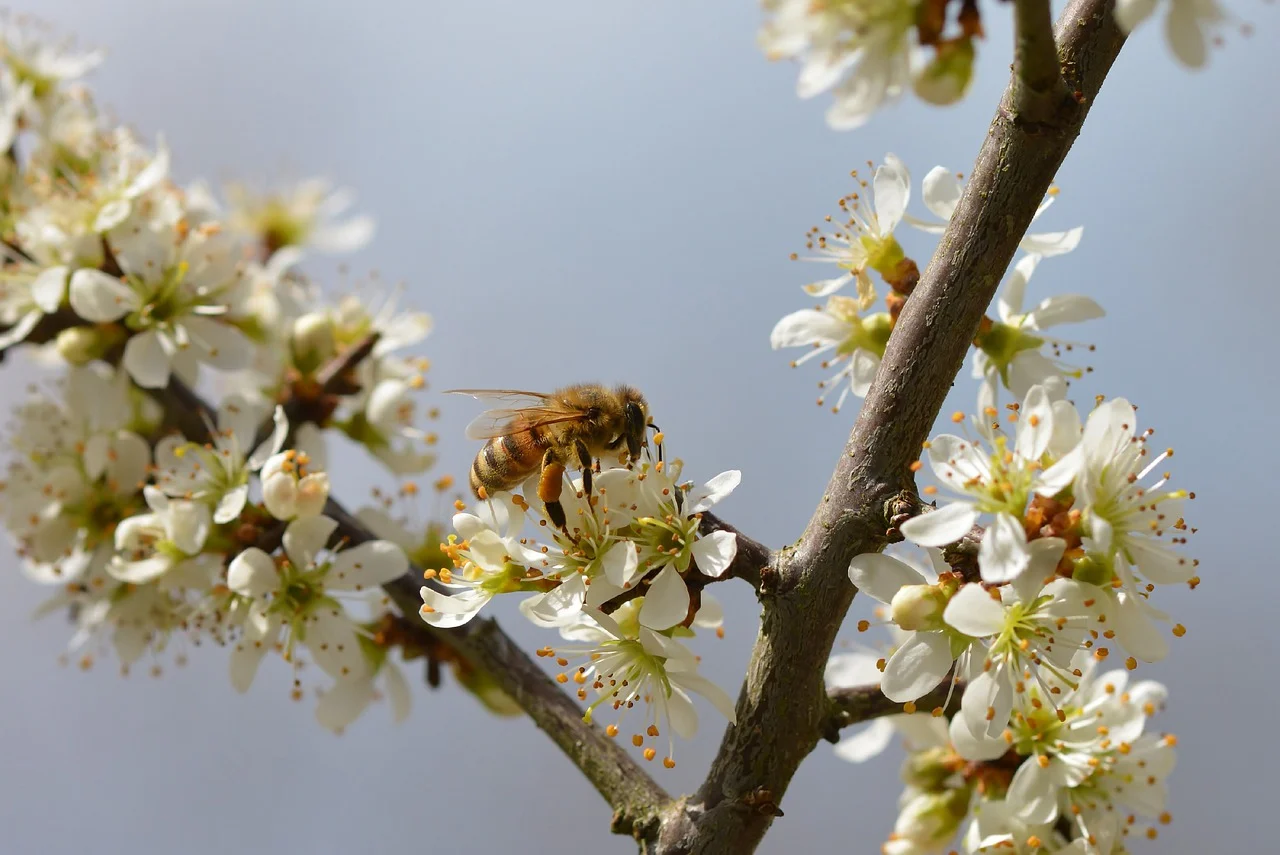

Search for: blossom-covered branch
xmin=653 ymin=1 xmax=1130 ymax=851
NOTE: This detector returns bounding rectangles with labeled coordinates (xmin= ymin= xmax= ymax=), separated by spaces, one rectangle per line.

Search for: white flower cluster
xmin=758 ymin=0 xmax=982 ymax=130
xmin=0 ymin=19 xmax=435 ymax=733
xmin=419 ymin=456 xmax=741 ymax=764
xmin=830 ymin=650 xmax=1176 ymax=854
xmin=758 ymin=0 xmax=1232 ymax=130
xmin=771 ymin=154 xmax=1098 ymax=412
xmin=829 ymin=376 xmax=1194 ymax=847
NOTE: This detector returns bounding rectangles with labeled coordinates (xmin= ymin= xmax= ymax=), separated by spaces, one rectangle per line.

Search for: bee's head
xmin=617 ymin=386 xmax=649 ymax=464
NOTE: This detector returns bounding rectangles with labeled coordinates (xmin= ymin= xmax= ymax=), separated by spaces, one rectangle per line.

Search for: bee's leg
xmin=538 ymin=450 xmax=568 ymax=531
xmin=574 ymin=439 xmax=594 ymax=497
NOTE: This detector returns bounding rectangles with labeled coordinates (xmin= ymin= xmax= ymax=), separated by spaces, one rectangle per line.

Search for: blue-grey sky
xmin=3 ymin=1 xmax=1275 ymax=852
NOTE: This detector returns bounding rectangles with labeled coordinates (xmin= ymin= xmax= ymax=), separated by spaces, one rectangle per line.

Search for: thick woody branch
xmin=654 ymin=1 xmax=1126 ymax=852
xmin=1012 ymin=0 xmax=1073 ymax=123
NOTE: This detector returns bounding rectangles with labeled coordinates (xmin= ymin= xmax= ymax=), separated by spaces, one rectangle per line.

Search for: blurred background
xmin=2 ymin=1 xmax=1273 ymax=852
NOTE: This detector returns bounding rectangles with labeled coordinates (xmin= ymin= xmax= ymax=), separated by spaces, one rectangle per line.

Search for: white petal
xmin=283 ymin=515 xmax=339 ymax=568
xmin=998 ymin=255 xmax=1039 ymax=321
xmin=107 ymin=431 xmax=151 ymax=489
xmin=601 ymin=540 xmax=639 ymax=587
xmin=801 ymin=273 xmax=854 ymax=298
xmin=0 ymin=310 xmax=39 ymax=349
xmin=921 ymin=166 xmax=962 ymax=222
xmin=1112 ymin=592 xmax=1169 ymax=663
xmin=420 ymin=586 xmax=490 ymax=627
xmin=227 ymin=548 xmax=278 ymax=598
xmin=1014 ymin=384 xmax=1054 ymax=461
xmin=769 ymin=308 xmax=846 ymax=348
xmin=311 ymin=215 xmax=376 ymax=253
xmin=880 ymin=632 xmax=952 ymax=702
xmin=833 ymin=718 xmax=896 ymax=764
xmin=383 ymin=661 xmax=412 ymax=723
xmin=69 ymin=269 xmax=136 ymax=322
xmin=1025 ymin=294 xmax=1105 ymax=329
xmin=825 ymin=652 xmax=886 ymax=689
xmin=164 ymin=501 xmax=211 ymax=555
xmin=249 ymin=406 xmax=290 ymax=470
xmin=1021 ymin=227 xmax=1083 ymax=257
xmin=687 ymin=470 xmax=741 ymax=513
xmin=328 ymin=540 xmax=409 ymax=589
xmin=31 ymin=265 xmax=68 ymax=312
xmin=183 ymin=316 xmax=251 ymax=370
xmin=960 ymin=669 xmax=1013 ymax=738
xmin=943 ymin=584 xmax=1005 ymax=638
xmin=519 ymin=575 xmax=586 ymax=627
xmin=949 ymin=710 xmax=1008 ymax=761
xmin=1129 ymin=539 xmax=1194 ymax=585
xmin=899 ymin=502 xmax=979 ymax=547
xmin=670 ymin=671 xmax=737 ymax=725
xmin=214 ymin=485 xmax=250 ymax=524
xmin=1166 ymin=2 xmax=1208 ymax=67
xmin=1114 ymin=0 xmax=1159 ymax=31
xmin=122 ymin=331 xmax=172 ymax=388
xmin=978 ymin=512 xmax=1031 ymax=584
xmin=306 ymin=605 xmax=369 ymax=681
xmin=664 ymin=687 xmax=700 ymax=740
xmin=849 ymin=350 xmax=881 ymax=397
xmin=691 ymin=530 xmax=737 ymax=578
xmin=639 ymin=566 xmax=690 ymax=630
xmin=315 ymin=677 xmax=375 ymax=732
xmin=873 ymin=154 xmax=910 ymax=233
xmin=848 ymin=552 xmax=927 ymax=604
xmin=1007 ymin=757 xmax=1060 ymax=825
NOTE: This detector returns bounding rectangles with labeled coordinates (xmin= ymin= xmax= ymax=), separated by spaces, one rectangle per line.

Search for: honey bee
xmin=447 ymin=384 xmax=657 ymax=530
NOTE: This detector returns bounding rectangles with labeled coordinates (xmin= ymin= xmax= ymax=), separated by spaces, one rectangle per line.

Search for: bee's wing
xmin=446 ymin=390 xmax=587 ymax=441
xmin=463 ymin=407 xmax=588 ymax=440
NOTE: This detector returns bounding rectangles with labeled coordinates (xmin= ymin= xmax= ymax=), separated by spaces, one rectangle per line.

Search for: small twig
xmin=822 ymin=677 xmax=964 ymax=743
xmin=251 ymin=331 xmax=382 ymax=450
xmin=1011 ymin=0 xmax=1072 ymax=124
xmin=597 ymin=511 xmax=771 ymax=615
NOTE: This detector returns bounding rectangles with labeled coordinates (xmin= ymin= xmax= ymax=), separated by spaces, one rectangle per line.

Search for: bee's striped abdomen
xmin=469 ymin=430 xmax=544 ymax=497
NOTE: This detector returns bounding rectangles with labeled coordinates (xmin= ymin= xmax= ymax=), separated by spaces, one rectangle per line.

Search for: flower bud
xmin=890 ymin=584 xmax=946 ymax=632
xmin=261 ymin=450 xmax=330 ymax=520
xmin=1071 ymin=551 xmax=1114 ymax=586
xmin=892 ymin=786 xmax=970 ymax=850
xmin=56 ymin=324 xmax=123 ymax=364
xmin=291 ymin=311 xmax=337 ymax=373
xmin=913 ymin=38 xmax=976 ymax=106
xmin=900 ymin=746 xmax=957 ymax=791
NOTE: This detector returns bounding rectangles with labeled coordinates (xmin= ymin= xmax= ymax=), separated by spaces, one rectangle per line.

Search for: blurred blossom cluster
xmin=0 ymin=15 xmax=438 ymax=733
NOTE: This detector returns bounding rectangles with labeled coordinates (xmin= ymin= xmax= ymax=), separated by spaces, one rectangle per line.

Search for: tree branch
xmin=1012 ymin=0 xmax=1073 ymax=124
xmin=653 ymin=1 xmax=1126 ymax=851
xmin=821 ymin=678 xmax=964 ymax=744
xmin=321 ymin=499 xmax=671 ymax=838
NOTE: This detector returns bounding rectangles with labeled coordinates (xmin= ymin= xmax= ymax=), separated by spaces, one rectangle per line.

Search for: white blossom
xmin=907 ymin=169 xmax=1084 ymax=260
xmin=972 ymin=255 xmax=1104 ymax=402
xmin=759 ymin=0 xmax=917 ymax=130
xmin=67 ymin=220 xmax=252 ymax=387
xmin=771 ymin=294 xmax=890 ymax=412
xmin=227 ymin=515 xmax=408 ymax=690
xmin=1114 ymin=0 xmax=1226 ymax=67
